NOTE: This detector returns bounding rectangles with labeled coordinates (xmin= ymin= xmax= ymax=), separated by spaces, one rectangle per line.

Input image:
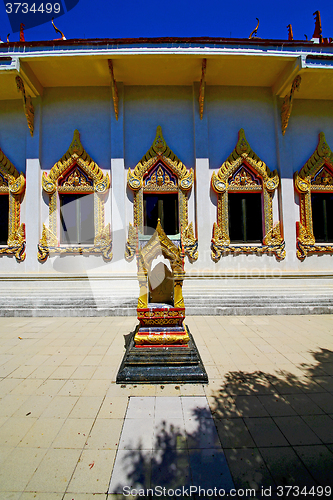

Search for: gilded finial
xmin=7 ymin=34 xmax=10 ymax=42
xmin=249 ymin=18 xmax=259 ymax=39
xmin=51 ymin=18 xmax=66 ymax=40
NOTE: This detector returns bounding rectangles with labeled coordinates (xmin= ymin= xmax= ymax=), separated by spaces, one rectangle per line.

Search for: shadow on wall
xmin=110 ymin=348 xmax=333 ymax=499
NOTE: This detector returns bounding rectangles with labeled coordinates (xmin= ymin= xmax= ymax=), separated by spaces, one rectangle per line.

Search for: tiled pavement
xmin=108 ymin=396 xmax=234 ymax=496
xmin=0 ymin=315 xmax=333 ymax=499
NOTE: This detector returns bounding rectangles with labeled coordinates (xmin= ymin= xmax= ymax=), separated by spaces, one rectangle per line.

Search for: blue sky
xmin=1 ymin=0 xmax=333 ymax=42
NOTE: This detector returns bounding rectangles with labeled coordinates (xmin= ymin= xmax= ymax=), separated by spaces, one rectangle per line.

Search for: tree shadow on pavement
xmin=210 ymin=347 xmax=333 ymax=499
xmin=109 ymin=348 xmax=333 ymax=499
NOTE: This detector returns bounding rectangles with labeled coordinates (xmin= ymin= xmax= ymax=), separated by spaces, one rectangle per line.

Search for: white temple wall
xmin=123 ymin=85 xmax=194 ymax=169
xmin=1 ymin=86 xmax=333 ymax=278
xmin=206 ymin=86 xmax=277 ymax=170
xmin=0 ymin=99 xmax=26 ymax=173
xmin=41 ymin=87 xmax=111 ymax=169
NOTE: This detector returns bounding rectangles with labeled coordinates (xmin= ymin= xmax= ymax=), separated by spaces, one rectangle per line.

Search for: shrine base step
xmin=116 ymin=326 xmax=208 ymax=384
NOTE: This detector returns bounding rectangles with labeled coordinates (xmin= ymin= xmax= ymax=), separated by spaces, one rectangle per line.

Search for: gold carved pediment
xmin=296 ymin=132 xmax=333 ymax=188
xmin=127 ymin=126 xmax=193 ymax=192
xmin=42 ymin=130 xmax=110 ymax=195
xmin=212 ymin=129 xmax=279 ymax=194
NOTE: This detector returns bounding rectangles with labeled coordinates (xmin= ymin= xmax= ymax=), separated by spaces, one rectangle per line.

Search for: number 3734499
xmin=277 ymin=485 xmax=331 ymax=496
xmin=5 ymin=3 xmax=61 ymax=14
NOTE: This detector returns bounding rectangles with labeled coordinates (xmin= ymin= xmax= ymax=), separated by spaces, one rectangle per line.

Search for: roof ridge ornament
xmin=51 ymin=18 xmax=66 ymax=40
xmin=312 ymin=10 xmax=322 ymax=41
xmin=287 ymin=24 xmax=293 ymax=41
xmin=249 ymin=18 xmax=259 ymax=39
xmin=20 ymin=23 xmax=25 ymax=42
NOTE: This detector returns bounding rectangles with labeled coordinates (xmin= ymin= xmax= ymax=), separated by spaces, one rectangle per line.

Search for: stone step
xmin=0 ymin=279 xmax=332 ymax=316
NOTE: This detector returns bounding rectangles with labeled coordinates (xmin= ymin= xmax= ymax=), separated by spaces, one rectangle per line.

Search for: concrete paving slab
xmin=273 ymin=416 xmax=322 ymax=445
xmin=1 ymin=314 xmax=333 ymax=497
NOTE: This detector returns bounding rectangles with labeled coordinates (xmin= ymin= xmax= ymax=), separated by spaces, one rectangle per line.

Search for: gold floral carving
xmin=15 ymin=75 xmax=34 ymax=137
xmin=294 ymin=132 xmax=333 ymax=260
xmin=281 ymin=75 xmax=301 ymax=136
xmin=229 ymin=165 xmax=262 ymax=189
xmin=138 ymin=309 xmax=185 ymax=319
xmin=126 ymin=126 xmax=197 ymax=262
xmin=0 ymin=145 xmax=26 ymax=262
xmin=211 ymin=129 xmax=285 ymax=261
xmin=38 ymin=130 xmax=111 ymax=262
xmin=38 ymin=222 xmax=112 ymax=262
xmin=144 ymin=165 xmax=177 ymax=191
xmin=183 ymin=222 xmax=198 ymax=263
xmin=108 ymin=60 xmax=119 ymax=121
xmin=134 ymin=330 xmax=190 ymax=345
xmin=61 ymin=168 xmax=93 ymax=189
xmin=312 ymin=167 xmax=333 ymax=187
xmin=199 ymin=58 xmax=207 ymax=120
xmin=211 ymin=222 xmax=285 ymax=262
xmin=125 ymin=222 xmax=137 ymax=262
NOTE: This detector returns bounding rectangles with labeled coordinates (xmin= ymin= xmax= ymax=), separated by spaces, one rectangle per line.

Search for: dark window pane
xmin=60 ymin=193 xmax=94 ymax=244
xmin=311 ymin=193 xmax=333 ymax=243
xmin=0 ymin=195 xmax=9 ymax=245
xmin=228 ymin=193 xmax=263 ymax=243
xmin=143 ymin=193 xmax=179 ymax=235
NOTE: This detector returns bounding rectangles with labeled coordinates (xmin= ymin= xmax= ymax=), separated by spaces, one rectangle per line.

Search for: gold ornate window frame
xmin=0 ymin=146 xmax=26 ymax=262
xmin=294 ymin=132 xmax=333 ymax=260
xmin=38 ymin=130 xmax=112 ymax=262
xmin=211 ymin=129 xmax=285 ymax=262
xmin=125 ymin=126 xmax=198 ymax=262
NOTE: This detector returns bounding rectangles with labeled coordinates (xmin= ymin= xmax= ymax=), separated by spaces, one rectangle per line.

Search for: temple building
xmin=1 ymin=17 xmax=333 ymax=315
